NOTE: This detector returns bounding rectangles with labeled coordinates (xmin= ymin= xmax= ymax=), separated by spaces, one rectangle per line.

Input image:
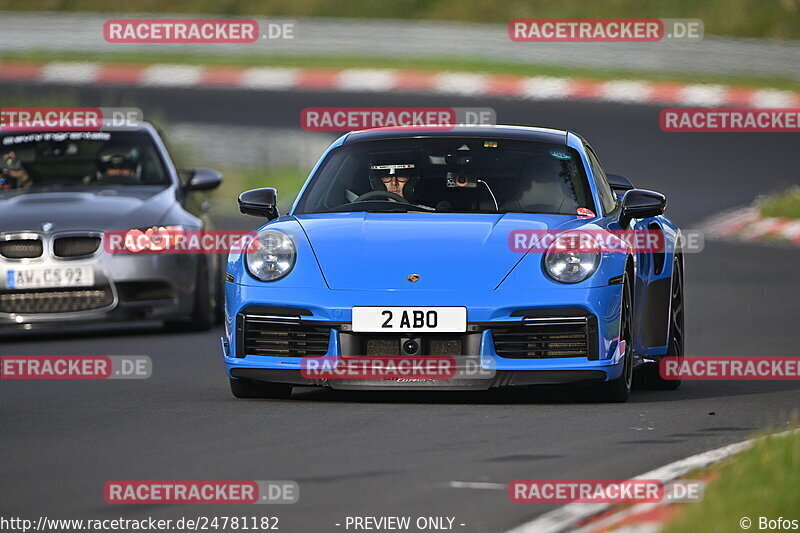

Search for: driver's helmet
xmin=368 ymin=162 xmax=419 ymax=198
xmin=96 ymin=145 xmax=142 ymax=181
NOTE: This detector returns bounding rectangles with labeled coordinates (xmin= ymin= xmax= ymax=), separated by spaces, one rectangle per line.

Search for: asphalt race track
xmin=1 ymin=82 xmax=799 ymax=532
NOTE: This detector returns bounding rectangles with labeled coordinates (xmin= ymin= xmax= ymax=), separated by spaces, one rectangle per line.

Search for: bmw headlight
xmin=544 ymin=232 xmax=600 ymax=284
xmin=118 ymin=225 xmax=193 ymax=253
xmin=246 ymin=230 xmax=296 ymax=282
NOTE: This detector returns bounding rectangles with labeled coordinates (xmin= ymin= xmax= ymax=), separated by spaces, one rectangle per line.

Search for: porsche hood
xmin=294 ymin=212 xmax=580 ymax=290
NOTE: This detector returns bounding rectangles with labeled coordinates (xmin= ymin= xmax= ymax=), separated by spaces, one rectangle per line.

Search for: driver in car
xmin=369 ymin=163 xmax=419 ymax=201
xmin=86 ymin=146 xmax=142 ymax=183
xmin=0 ymin=151 xmax=32 ymax=189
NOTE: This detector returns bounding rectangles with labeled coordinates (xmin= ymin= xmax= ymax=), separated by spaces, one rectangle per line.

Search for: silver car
xmin=0 ymin=123 xmax=224 ymax=331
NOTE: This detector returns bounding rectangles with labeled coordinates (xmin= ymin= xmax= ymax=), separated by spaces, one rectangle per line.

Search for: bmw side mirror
xmin=239 ymin=188 xmax=279 ymax=219
xmin=620 ymin=189 xmax=666 ymax=227
xmin=185 ymin=168 xmax=223 ymax=191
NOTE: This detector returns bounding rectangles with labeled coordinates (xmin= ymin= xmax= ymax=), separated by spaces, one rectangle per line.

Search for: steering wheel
xmin=354 ymin=190 xmax=410 ymax=203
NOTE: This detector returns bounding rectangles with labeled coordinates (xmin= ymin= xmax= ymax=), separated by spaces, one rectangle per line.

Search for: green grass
xmin=759 ymin=187 xmax=800 ymax=219
xmin=2 ymin=0 xmax=800 ymax=39
xmin=3 ymin=50 xmax=799 ymax=92
xmin=211 ymin=167 xmax=310 ymax=214
xmin=662 ymin=427 xmax=800 ymax=533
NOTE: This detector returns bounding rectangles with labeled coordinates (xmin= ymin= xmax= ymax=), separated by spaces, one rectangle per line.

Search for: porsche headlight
xmin=246 ymin=230 xmax=296 ymax=282
xmin=544 ymin=232 xmax=600 ymax=284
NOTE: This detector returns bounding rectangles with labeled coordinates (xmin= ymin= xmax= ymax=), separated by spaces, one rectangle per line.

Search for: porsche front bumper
xmin=222 ymin=283 xmax=627 ymax=390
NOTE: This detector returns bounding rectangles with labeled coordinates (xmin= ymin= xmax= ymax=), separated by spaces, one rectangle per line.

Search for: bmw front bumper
xmin=0 ymin=251 xmax=198 ymax=329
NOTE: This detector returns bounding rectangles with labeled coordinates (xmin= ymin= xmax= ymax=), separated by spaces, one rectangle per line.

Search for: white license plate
xmin=352 ymin=307 xmax=467 ymax=333
xmin=4 ymin=265 xmax=95 ymax=289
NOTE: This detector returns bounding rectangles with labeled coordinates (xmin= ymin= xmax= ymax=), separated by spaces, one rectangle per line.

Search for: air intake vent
xmin=363 ymin=337 xmax=400 ymax=355
xmin=0 ymin=288 xmax=113 ymax=314
xmin=53 ymin=236 xmax=101 ymax=258
xmin=493 ymin=318 xmax=595 ymax=359
xmin=0 ymin=239 xmax=43 ymax=259
xmin=241 ymin=315 xmax=330 ymax=357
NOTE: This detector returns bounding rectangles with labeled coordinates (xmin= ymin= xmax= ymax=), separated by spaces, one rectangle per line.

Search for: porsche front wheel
xmin=595 ymin=272 xmax=633 ymax=403
xmin=639 ymin=257 xmax=684 ymax=390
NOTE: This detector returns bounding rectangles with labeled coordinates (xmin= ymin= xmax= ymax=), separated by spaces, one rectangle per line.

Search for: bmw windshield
xmin=294 ymin=137 xmax=596 ymax=215
xmin=0 ymin=130 xmax=170 ymax=193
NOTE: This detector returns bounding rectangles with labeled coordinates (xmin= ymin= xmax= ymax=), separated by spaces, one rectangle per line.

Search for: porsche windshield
xmin=294 ymin=137 xmax=595 ymax=215
xmin=0 ymin=131 xmax=169 ymax=192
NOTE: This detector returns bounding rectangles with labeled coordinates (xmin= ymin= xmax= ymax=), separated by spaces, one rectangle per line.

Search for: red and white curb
xmin=2 ymin=60 xmax=800 ymax=107
xmin=569 ymin=479 xmax=706 ymax=533
xmin=506 ymin=429 xmax=798 ymax=533
xmin=702 ymin=207 xmax=800 ymax=246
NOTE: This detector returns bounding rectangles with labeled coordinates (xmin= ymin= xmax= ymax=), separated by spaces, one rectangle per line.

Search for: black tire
xmin=595 ymin=272 xmax=633 ymax=403
xmin=165 ymin=258 xmax=214 ymax=332
xmin=639 ymin=257 xmax=684 ymax=390
xmin=229 ymin=378 xmax=292 ymax=399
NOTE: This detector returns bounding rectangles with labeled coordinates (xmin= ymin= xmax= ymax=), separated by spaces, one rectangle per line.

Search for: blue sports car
xmin=222 ymin=126 xmax=684 ymax=402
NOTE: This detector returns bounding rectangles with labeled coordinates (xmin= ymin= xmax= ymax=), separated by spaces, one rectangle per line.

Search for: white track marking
xmin=447 ymin=481 xmax=506 ymax=490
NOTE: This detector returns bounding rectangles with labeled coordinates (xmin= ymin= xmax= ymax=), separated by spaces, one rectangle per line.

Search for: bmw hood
xmin=294 ymin=212 xmax=580 ymax=290
xmin=0 ymin=186 xmax=174 ymax=233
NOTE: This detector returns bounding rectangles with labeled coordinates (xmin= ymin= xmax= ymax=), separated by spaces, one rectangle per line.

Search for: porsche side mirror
xmin=185 ymin=168 xmax=223 ymax=191
xmin=620 ymin=189 xmax=666 ymax=227
xmin=239 ymin=188 xmax=279 ymax=219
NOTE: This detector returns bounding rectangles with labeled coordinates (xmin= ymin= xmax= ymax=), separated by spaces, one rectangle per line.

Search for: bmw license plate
xmin=4 ymin=265 xmax=95 ymax=290
xmin=352 ymin=307 xmax=466 ymax=333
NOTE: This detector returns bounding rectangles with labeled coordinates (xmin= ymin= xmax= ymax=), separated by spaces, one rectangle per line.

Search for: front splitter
xmin=229 ymin=368 xmax=607 ymax=390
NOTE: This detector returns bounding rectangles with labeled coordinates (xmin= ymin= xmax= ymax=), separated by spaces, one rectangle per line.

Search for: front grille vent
xmin=53 ymin=236 xmax=101 ymax=258
xmin=0 ymin=288 xmax=113 ymax=314
xmin=493 ymin=319 xmax=592 ymax=358
xmin=242 ymin=315 xmax=330 ymax=357
xmin=0 ymin=239 xmax=43 ymax=259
